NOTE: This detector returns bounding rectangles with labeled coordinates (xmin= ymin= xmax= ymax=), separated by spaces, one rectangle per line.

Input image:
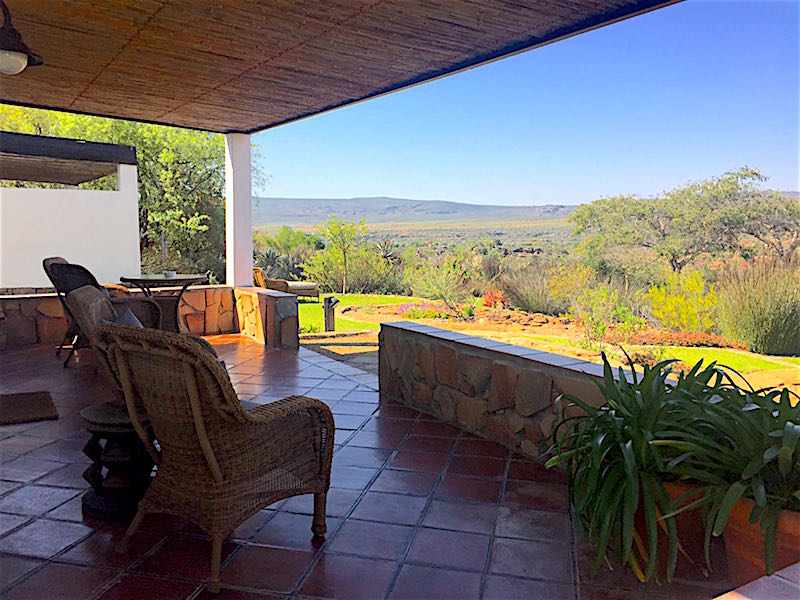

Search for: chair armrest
xmin=244 ymin=395 xmax=334 ymax=427
xmin=218 ymin=395 xmax=334 ymax=483
xmin=111 ymin=297 xmax=162 ymax=329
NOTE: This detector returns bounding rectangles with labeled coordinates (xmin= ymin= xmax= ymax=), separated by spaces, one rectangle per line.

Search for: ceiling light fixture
xmin=0 ymin=0 xmax=42 ymax=75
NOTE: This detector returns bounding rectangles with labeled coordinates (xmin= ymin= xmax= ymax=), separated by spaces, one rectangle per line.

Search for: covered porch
xmin=1 ymin=1 xmax=792 ymax=598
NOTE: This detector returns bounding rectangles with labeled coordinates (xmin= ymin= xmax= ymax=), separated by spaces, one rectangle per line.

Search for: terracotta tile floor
xmin=0 ymin=337 xmax=732 ymax=599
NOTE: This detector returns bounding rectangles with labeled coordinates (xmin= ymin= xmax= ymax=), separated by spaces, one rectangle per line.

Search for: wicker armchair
xmin=92 ymin=324 xmax=334 ymax=593
xmin=65 ymin=285 xmax=162 ymax=405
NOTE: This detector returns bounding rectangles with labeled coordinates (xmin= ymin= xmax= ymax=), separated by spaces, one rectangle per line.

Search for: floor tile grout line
xmin=0 ymin=513 xmax=147 ymax=598
xmin=381 ymin=428 xmax=466 ymax=600
xmin=84 ymin=533 xmax=177 ymax=600
xmin=285 ymin=402 xmax=425 ymax=596
xmin=477 ymin=451 xmax=513 ymax=599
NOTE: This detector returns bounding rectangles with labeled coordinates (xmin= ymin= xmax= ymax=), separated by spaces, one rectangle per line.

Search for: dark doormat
xmin=0 ymin=392 xmax=59 ymax=425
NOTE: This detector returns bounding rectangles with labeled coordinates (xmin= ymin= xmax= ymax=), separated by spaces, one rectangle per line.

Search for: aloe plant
xmin=545 ymin=353 xmax=728 ymax=583
xmin=669 ymin=382 xmax=800 ymax=574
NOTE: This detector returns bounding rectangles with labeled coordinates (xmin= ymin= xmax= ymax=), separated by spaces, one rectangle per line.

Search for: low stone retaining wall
xmin=379 ymin=321 xmax=607 ymax=459
xmin=0 ymin=285 xmax=299 ymax=350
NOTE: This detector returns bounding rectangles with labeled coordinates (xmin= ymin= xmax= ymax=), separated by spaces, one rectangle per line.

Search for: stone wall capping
xmin=525 ymin=351 xmax=588 ymax=368
xmin=234 ymin=286 xmax=295 ymax=299
xmin=572 ymin=361 xmax=608 ymax=378
xmin=382 ymin=320 xmax=430 ymax=330
xmin=491 ymin=343 xmax=542 ymax=358
xmin=458 ymin=336 xmax=509 ymax=350
xmin=0 ymin=292 xmax=58 ymax=300
xmin=425 ymin=329 xmax=472 ymax=341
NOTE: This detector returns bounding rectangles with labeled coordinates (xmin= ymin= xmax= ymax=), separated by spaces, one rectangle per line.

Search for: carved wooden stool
xmin=80 ymin=402 xmax=154 ymax=521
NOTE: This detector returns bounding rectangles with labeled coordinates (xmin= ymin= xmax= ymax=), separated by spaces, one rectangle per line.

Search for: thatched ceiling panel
xmin=1 ymin=0 xmax=678 ymax=132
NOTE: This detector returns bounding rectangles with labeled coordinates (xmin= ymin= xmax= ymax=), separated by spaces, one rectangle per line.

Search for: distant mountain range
xmin=252 ymin=196 xmax=575 ymax=226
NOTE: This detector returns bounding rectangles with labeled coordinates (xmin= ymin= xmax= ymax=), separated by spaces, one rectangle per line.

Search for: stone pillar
xmin=225 ymin=134 xmax=253 ymax=287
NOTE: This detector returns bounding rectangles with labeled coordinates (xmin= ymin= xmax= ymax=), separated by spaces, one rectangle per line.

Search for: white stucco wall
xmin=0 ymin=164 xmax=141 ymax=288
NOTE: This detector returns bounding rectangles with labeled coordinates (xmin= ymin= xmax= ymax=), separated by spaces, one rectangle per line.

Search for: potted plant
xmin=672 ymin=383 xmax=800 ymax=586
xmin=546 ymin=353 xmax=722 ymax=583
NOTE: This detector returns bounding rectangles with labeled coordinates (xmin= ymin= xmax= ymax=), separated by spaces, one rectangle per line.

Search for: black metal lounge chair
xmin=42 ymin=259 xmax=108 ymax=368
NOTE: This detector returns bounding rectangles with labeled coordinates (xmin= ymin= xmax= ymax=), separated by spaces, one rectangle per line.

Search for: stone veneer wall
xmin=0 ymin=285 xmax=299 ymax=350
xmin=0 ymin=294 xmax=67 ymax=350
xmin=233 ymin=287 xmax=299 ymax=349
xmin=379 ymin=321 xmax=608 ymax=459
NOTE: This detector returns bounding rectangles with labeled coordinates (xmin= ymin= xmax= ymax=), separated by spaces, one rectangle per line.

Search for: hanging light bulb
xmin=0 ymin=1 xmax=42 ymax=75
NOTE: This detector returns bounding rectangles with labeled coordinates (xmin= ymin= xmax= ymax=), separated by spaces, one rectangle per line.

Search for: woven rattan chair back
xmin=93 ymin=324 xmax=249 ymax=483
xmin=44 ymin=259 xmax=109 ymax=366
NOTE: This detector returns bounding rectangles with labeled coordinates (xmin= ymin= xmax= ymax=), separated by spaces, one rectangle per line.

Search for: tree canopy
xmin=0 ymin=104 xmax=263 ymax=282
xmin=315 ymin=215 xmax=367 ymax=293
xmin=571 ymin=167 xmax=797 ymax=272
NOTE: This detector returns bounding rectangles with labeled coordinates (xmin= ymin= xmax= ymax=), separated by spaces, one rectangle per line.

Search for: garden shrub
xmin=397 ymin=303 xmax=448 ymax=319
xmin=253 ymin=226 xmax=323 ymax=281
xmin=716 ymin=260 xmax=800 ymax=355
xmin=501 ymin=263 xmax=564 ymax=315
xmin=547 ymin=263 xmax=595 ymax=307
xmin=570 ymin=284 xmax=645 ymax=348
xmin=646 ymin=270 xmax=716 ymax=333
xmin=303 ymin=244 xmax=408 ymax=294
xmin=482 ymin=288 xmax=507 ymax=308
xmin=410 ymin=256 xmax=470 ymax=314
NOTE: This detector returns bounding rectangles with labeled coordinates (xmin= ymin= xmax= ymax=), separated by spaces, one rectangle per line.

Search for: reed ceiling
xmin=2 ymin=0 xmax=678 ymax=133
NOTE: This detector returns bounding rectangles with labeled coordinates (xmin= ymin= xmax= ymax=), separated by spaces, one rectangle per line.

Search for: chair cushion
xmin=111 ymin=307 xmax=144 ymax=329
xmin=67 ymin=285 xmax=117 ymax=334
xmin=285 ymin=282 xmax=318 ymax=293
xmin=264 ymin=278 xmax=290 ymax=293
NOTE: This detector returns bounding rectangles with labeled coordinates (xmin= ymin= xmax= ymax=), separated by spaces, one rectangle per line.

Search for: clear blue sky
xmin=253 ymin=0 xmax=799 ymax=206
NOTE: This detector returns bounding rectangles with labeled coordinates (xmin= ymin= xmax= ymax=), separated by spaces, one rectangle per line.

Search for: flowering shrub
xmin=548 ymin=263 xmax=595 ymax=306
xmin=482 ymin=288 xmax=507 ymax=308
xmin=397 ymin=303 xmax=448 ymax=319
xmin=617 ymin=329 xmax=746 ymax=350
xmin=646 ymin=271 xmax=716 ymax=333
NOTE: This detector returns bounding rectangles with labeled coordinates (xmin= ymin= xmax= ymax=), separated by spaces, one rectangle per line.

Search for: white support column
xmin=225 ymin=133 xmax=253 ymax=286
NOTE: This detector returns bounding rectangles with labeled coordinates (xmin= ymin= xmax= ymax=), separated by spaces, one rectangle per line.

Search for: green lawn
xmin=298 ymin=294 xmax=420 ymax=333
xmin=508 ymin=335 xmax=789 ymax=373
xmin=641 ymin=346 xmax=788 ymax=373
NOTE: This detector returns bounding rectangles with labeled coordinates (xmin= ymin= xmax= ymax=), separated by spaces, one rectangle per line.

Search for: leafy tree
xmin=719 ymin=191 xmax=800 ymax=265
xmin=302 ymin=244 xmax=407 ymax=294
xmin=315 ymin=216 xmax=367 ymax=293
xmin=0 ymin=104 xmax=264 ymax=282
xmin=571 ymin=168 xmax=766 ymax=273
